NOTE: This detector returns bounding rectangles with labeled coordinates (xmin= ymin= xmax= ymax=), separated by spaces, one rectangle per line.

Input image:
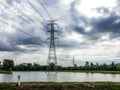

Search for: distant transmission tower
xmin=73 ymin=57 xmax=75 ymax=66
xmin=47 ymin=20 xmax=58 ymax=70
xmin=73 ymin=57 xmax=77 ymax=67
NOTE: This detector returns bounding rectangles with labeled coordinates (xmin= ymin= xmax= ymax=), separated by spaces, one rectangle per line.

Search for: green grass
xmin=0 ymin=71 xmax=12 ymax=74
xmin=0 ymin=82 xmax=120 ymax=90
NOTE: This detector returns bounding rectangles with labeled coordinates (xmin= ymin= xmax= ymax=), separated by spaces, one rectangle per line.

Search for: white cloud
xmin=75 ymin=0 xmax=116 ymax=18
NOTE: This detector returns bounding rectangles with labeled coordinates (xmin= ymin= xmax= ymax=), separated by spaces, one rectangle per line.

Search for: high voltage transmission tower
xmin=47 ymin=20 xmax=58 ymax=70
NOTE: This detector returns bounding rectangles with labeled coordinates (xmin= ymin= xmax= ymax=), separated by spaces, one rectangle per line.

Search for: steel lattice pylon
xmin=47 ymin=20 xmax=58 ymax=70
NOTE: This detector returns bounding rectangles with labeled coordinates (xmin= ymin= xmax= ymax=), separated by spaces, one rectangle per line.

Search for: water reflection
xmin=0 ymin=72 xmax=120 ymax=82
xmin=46 ymin=72 xmax=57 ymax=82
xmin=85 ymin=72 xmax=90 ymax=82
xmin=4 ymin=75 xmax=11 ymax=82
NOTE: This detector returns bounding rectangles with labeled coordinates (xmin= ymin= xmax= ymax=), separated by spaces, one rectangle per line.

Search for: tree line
xmin=0 ymin=59 xmax=14 ymax=71
xmin=0 ymin=59 xmax=120 ymax=71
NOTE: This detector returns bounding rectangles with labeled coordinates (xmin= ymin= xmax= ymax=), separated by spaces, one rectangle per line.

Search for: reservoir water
xmin=0 ymin=71 xmax=120 ymax=82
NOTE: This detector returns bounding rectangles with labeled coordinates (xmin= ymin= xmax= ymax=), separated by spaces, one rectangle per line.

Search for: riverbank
xmin=1 ymin=70 xmax=120 ymax=74
xmin=14 ymin=70 xmax=120 ymax=74
xmin=0 ymin=71 xmax=12 ymax=74
xmin=0 ymin=82 xmax=120 ymax=90
xmin=57 ymin=70 xmax=120 ymax=74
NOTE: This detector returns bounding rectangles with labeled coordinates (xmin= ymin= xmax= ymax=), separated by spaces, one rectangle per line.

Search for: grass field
xmin=0 ymin=82 xmax=120 ymax=90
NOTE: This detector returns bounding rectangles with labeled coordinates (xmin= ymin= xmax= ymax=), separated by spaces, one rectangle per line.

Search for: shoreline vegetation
xmin=56 ymin=70 xmax=120 ymax=74
xmin=1 ymin=70 xmax=120 ymax=74
xmin=13 ymin=70 xmax=120 ymax=74
xmin=0 ymin=71 xmax=12 ymax=74
xmin=1 ymin=59 xmax=120 ymax=74
xmin=12 ymin=61 xmax=120 ymax=72
xmin=0 ymin=82 xmax=120 ymax=90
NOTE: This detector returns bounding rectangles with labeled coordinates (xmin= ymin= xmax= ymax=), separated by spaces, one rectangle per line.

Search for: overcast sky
xmin=0 ymin=0 xmax=120 ymax=66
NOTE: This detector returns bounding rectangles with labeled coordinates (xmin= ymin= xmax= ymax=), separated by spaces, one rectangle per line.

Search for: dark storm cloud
xmin=70 ymin=0 xmax=89 ymax=34
xmin=16 ymin=37 xmax=43 ymax=45
xmin=1 ymin=0 xmax=120 ymax=52
xmin=0 ymin=30 xmax=44 ymax=52
xmin=0 ymin=36 xmax=23 ymax=51
xmin=65 ymin=0 xmax=120 ymax=50
xmin=73 ymin=26 xmax=86 ymax=34
xmin=0 ymin=42 xmax=17 ymax=51
xmin=0 ymin=0 xmax=48 ymax=52
xmin=69 ymin=0 xmax=120 ymax=40
xmin=70 ymin=0 xmax=79 ymax=24
xmin=70 ymin=0 xmax=88 ymax=24
xmin=92 ymin=13 xmax=120 ymax=33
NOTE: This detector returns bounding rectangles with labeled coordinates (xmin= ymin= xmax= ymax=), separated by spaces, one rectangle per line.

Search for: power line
xmin=19 ymin=16 xmax=30 ymax=24
xmin=37 ymin=0 xmax=52 ymax=20
xmin=0 ymin=3 xmax=47 ymax=46
xmin=13 ymin=27 xmax=44 ymax=43
xmin=1 ymin=3 xmax=44 ymax=32
xmin=14 ymin=5 xmax=48 ymax=43
xmin=18 ymin=15 xmax=46 ymax=40
xmin=1 ymin=1 xmax=69 ymax=49
xmin=14 ymin=5 xmax=45 ymax=32
xmin=24 ymin=1 xmax=70 ymax=49
xmin=27 ymin=0 xmax=48 ymax=28
xmin=0 ymin=20 xmax=44 ymax=47
xmin=57 ymin=26 xmax=70 ymax=48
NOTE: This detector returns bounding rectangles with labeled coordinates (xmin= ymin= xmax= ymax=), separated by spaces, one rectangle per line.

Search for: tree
xmin=3 ymin=59 xmax=14 ymax=71
xmin=110 ymin=62 xmax=116 ymax=70
xmin=85 ymin=61 xmax=90 ymax=70
xmin=116 ymin=63 xmax=120 ymax=70
xmin=90 ymin=62 xmax=94 ymax=70
xmin=85 ymin=61 xmax=89 ymax=66
xmin=49 ymin=63 xmax=55 ymax=70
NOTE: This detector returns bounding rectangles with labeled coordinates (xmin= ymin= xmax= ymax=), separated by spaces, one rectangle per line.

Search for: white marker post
xmin=18 ymin=75 xmax=21 ymax=87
